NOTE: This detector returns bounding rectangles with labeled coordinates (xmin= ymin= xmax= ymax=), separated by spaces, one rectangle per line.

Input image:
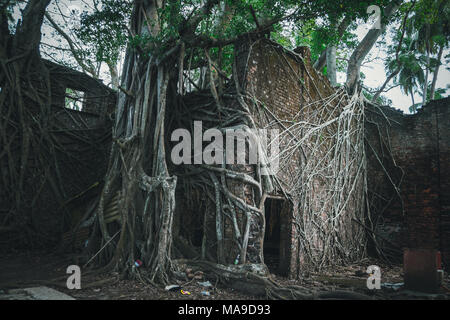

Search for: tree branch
xmin=13 ymin=0 xmax=51 ymax=55
xmin=181 ymin=0 xmax=220 ymax=39
xmin=345 ymin=2 xmax=401 ymax=92
xmin=314 ymin=15 xmax=351 ymax=71
xmin=44 ymin=12 xmax=97 ymax=77
xmin=372 ymin=1 xmax=416 ymax=102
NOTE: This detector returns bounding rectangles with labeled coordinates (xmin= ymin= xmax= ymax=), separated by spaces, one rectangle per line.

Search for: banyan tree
xmin=1 ymin=0 xmax=405 ymax=299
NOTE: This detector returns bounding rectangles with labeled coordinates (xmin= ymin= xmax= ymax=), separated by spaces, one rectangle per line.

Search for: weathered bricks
xmin=366 ymin=97 xmax=450 ymax=268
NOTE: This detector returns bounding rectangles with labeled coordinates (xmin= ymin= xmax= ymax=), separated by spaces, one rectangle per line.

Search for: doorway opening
xmin=264 ymin=197 xmax=286 ymax=276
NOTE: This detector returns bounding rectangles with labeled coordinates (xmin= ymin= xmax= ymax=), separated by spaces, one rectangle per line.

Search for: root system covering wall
xmin=176 ymin=36 xmax=366 ymax=278
xmin=0 ymin=61 xmax=115 ymax=249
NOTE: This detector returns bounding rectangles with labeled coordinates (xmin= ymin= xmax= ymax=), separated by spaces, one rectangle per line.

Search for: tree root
xmin=176 ymin=260 xmax=373 ymax=300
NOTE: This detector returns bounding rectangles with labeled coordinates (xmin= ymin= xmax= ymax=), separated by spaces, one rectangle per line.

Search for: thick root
xmin=175 ymin=260 xmax=373 ymax=300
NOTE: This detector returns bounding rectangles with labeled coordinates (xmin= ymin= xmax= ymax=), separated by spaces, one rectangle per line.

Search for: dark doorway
xmin=264 ymin=197 xmax=285 ymax=275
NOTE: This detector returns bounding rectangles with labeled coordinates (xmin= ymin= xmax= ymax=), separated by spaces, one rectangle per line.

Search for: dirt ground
xmin=1 ymin=250 xmax=449 ymax=300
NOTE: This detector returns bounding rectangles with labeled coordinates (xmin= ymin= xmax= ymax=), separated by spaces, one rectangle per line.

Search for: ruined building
xmin=366 ymin=97 xmax=450 ymax=270
xmin=3 ymin=36 xmax=448 ymax=283
xmin=174 ymin=36 xmax=366 ymax=278
xmin=173 ymin=36 xmax=449 ymax=279
xmin=0 ymin=60 xmax=115 ymax=248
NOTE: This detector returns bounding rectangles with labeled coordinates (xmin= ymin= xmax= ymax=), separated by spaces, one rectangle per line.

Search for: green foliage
xmin=383 ymin=0 xmax=449 ymax=105
xmin=29 ymin=0 xmax=448 ymax=106
xmin=293 ymin=18 xmax=358 ymax=73
xmin=54 ymin=0 xmax=405 ymax=78
xmin=75 ymin=0 xmax=132 ymax=65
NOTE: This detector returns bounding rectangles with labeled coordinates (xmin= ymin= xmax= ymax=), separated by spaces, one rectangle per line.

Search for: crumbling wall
xmin=44 ymin=60 xmax=116 ymax=117
xmin=437 ymin=99 xmax=450 ymax=268
xmin=0 ymin=61 xmax=115 ymax=250
xmin=365 ymin=104 xmax=406 ymax=260
xmin=365 ymin=97 xmax=450 ymax=267
xmin=235 ymin=37 xmax=365 ymax=277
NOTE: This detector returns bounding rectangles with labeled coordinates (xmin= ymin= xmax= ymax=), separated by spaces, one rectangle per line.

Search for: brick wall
xmin=0 ymin=61 xmax=114 ymax=248
xmin=365 ymin=97 xmax=450 ymax=267
xmin=437 ymin=99 xmax=450 ymax=268
xmin=235 ymin=37 xmax=355 ymax=277
xmin=177 ymin=36 xmax=449 ymax=277
xmin=235 ymin=38 xmax=309 ymax=277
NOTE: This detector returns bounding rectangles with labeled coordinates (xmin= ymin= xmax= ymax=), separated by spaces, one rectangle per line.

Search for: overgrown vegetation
xmin=0 ymin=0 xmax=448 ymax=299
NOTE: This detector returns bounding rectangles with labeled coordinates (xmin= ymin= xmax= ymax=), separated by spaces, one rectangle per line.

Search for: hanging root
xmin=277 ymin=88 xmax=368 ymax=271
xmin=0 ymin=51 xmax=111 ymax=248
xmin=85 ymin=36 xmax=400 ymax=294
xmin=173 ymin=40 xmax=370 ymax=275
xmin=86 ymin=56 xmax=178 ymax=285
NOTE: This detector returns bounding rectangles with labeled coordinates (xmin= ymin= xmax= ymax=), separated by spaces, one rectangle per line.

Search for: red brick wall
xmin=235 ymin=37 xmax=350 ymax=277
xmin=236 ymin=38 xmax=311 ymax=277
xmin=365 ymin=97 xmax=450 ymax=267
xmin=436 ymin=99 xmax=450 ymax=268
xmin=178 ymin=37 xmax=450 ymax=276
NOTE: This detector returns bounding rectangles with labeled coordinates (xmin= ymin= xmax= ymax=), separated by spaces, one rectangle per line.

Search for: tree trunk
xmin=423 ymin=50 xmax=430 ymax=106
xmin=372 ymin=7 xmax=417 ymax=104
xmin=0 ymin=0 xmax=67 ymax=246
xmin=107 ymin=61 xmax=120 ymax=89
xmin=314 ymin=16 xmax=351 ymax=72
xmin=422 ymin=24 xmax=431 ymax=106
xmin=411 ymin=91 xmax=416 ymax=111
xmin=430 ymin=44 xmax=443 ymax=101
xmin=88 ymin=0 xmax=182 ymax=285
xmin=345 ymin=2 xmax=400 ymax=92
xmin=88 ymin=0 xmax=274 ymax=285
xmin=326 ymin=46 xmax=337 ymax=86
